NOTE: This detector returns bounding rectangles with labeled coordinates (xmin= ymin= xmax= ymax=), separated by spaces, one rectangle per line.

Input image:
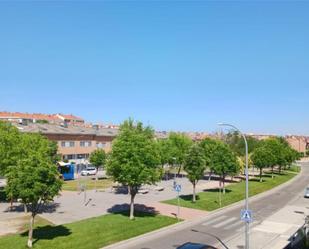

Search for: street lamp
xmin=218 ymin=123 xmax=249 ymax=249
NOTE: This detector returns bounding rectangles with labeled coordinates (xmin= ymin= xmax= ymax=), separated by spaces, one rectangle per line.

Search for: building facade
xmin=14 ymin=123 xmax=118 ymax=163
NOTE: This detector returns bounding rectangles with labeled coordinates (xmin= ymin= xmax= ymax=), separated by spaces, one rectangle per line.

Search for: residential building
xmin=14 ymin=123 xmax=118 ymax=163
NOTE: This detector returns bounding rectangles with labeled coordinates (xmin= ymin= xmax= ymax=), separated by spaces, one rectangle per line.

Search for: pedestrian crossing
xmin=201 ymin=215 xmax=256 ymax=231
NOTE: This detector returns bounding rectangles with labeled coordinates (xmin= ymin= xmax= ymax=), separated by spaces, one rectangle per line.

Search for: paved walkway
xmin=147 ymin=202 xmax=208 ymax=220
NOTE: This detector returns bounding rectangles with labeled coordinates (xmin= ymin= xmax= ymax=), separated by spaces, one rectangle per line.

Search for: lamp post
xmin=218 ymin=123 xmax=249 ymax=249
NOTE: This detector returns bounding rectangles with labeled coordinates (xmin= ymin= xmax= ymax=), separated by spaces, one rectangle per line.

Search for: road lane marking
xmin=202 ymin=216 xmax=227 ymax=226
xmin=213 ymin=217 xmax=237 ymax=228
xmin=224 ymin=220 xmax=243 ymax=230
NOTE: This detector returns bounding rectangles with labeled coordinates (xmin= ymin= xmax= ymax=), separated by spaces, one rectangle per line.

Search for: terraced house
xmin=13 ymin=123 xmax=118 ymax=162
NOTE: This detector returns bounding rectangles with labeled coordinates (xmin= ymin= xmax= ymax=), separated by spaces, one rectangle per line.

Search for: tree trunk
xmin=222 ymin=176 xmax=226 ymax=194
xmin=129 ymin=186 xmax=137 ymax=220
xmin=192 ymin=182 xmax=196 ymax=202
xmin=208 ymin=171 xmax=212 ymax=182
xmin=24 ymin=204 xmax=28 ymax=213
xmin=218 ymin=179 xmax=222 ymax=207
xmin=259 ymin=168 xmax=263 ymax=182
xmin=95 ymin=167 xmax=98 ymax=192
xmin=27 ymin=214 xmax=35 ymax=248
xmin=279 ymin=165 xmax=282 ymax=174
xmin=10 ymin=198 xmax=13 ymax=210
xmin=271 ymin=166 xmax=274 ymax=179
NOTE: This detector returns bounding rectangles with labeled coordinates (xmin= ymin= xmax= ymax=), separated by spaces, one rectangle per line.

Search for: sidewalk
xmin=147 ymin=202 xmax=208 ymax=220
xmin=222 ymin=203 xmax=308 ymax=249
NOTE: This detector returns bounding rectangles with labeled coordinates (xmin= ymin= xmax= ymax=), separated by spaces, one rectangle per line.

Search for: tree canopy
xmin=224 ymin=131 xmax=260 ymax=156
xmin=167 ymin=132 xmax=193 ymax=166
xmin=0 ymin=121 xmax=23 ymax=175
xmin=89 ymin=149 xmax=106 ymax=169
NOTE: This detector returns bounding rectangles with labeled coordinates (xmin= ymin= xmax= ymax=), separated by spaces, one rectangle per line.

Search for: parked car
xmin=177 ymin=242 xmax=217 ymax=249
xmin=304 ymin=187 xmax=309 ymax=198
xmin=81 ymin=167 xmax=97 ymax=176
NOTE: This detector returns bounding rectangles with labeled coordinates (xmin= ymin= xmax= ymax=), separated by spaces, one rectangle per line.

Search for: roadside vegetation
xmin=0 ymin=119 xmax=302 ymax=248
xmin=0 ymin=212 xmax=177 ymax=249
xmin=163 ymin=170 xmax=297 ymax=211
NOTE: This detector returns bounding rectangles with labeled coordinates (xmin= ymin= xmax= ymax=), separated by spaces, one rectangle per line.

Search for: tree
xmin=199 ymin=138 xmax=220 ymax=181
xmin=259 ymin=139 xmax=281 ymax=178
xmin=211 ymin=141 xmax=239 ymax=194
xmin=224 ymin=131 xmax=260 ymax=157
xmin=200 ymin=138 xmax=239 ymax=194
xmin=90 ymin=149 xmax=106 ymax=170
xmin=183 ymin=143 xmax=206 ymax=202
xmin=251 ymin=146 xmax=276 ymax=182
xmin=0 ymin=121 xmax=22 ymax=175
xmin=106 ymin=119 xmax=161 ymax=219
xmin=168 ymin=132 xmax=193 ymax=174
xmin=5 ymin=133 xmax=62 ymax=248
xmin=90 ymin=149 xmax=106 ymax=191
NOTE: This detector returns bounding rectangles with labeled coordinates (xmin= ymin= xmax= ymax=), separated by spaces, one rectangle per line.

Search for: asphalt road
xmin=123 ymin=162 xmax=309 ymax=249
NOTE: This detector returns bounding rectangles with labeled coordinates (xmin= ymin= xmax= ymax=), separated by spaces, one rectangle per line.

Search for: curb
xmin=101 ymin=167 xmax=303 ymax=249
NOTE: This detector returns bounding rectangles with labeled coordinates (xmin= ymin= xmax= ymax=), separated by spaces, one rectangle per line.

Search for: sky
xmin=0 ymin=1 xmax=308 ymax=135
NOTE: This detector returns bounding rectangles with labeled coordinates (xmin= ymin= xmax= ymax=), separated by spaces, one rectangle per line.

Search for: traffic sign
xmin=241 ymin=209 xmax=253 ymax=223
xmin=174 ymin=184 xmax=182 ymax=193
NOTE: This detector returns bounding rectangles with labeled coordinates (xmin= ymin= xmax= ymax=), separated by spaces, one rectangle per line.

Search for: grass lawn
xmin=62 ymin=178 xmax=114 ymax=191
xmin=163 ymin=171 xmax=298 ymax=211
xmin=0 ymin=212 xmax=177 ymax=249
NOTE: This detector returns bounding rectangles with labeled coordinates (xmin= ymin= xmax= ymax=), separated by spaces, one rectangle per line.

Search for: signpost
xmin=241 ymin=209 xmax=253 ymax=223
xmin=174 ymin=184 xmax=182 ymax=220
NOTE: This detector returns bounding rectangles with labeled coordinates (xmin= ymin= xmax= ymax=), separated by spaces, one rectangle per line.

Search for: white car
xmin=81 ymin=167 xmax=97 ymax=176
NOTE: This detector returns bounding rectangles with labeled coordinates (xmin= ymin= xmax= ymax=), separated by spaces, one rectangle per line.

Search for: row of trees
xmin=105 ymin=120 xmax=300 ymax=219
xmin=251 ymin=137 xmax=300 ymax=182
xmin=105 ymin=120 xmax=241 ymax=219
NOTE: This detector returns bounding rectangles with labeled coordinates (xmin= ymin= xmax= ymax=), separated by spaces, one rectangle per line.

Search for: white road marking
xmin=202 ymin=216 xmax=227 ymax=226
xmin=213 ymin=217 xmax=237 ymax=228
xmin=224 ymin=220 xmax=243 ymax=230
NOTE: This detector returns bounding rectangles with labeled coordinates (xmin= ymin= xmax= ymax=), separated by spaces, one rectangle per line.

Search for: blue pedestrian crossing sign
xmin=174 ymin=184 xmax=182 ymax=193
xmin=240 ymin=209 xmax=253 ymax=223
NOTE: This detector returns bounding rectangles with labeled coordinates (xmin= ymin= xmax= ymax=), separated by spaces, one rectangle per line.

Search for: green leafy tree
xmin=260 ymin=139 xmax=281 ymax=177
xmin=90 ymin=149 xmax=106 ymax=191
xmin=106 ymin=119 xmax=161 ymax=219
xmin=199 ymin=138 xmax=220 ymax=180
xmin=168 ymin=132 xmax=193 ymax=174
xmin=90 ymin=149 xmax=106 ymax=170
xmin=0 ymin=121 xmax=22 ymax=175
xmin=224 ymin=131 xmax=260 ymax=157
xmin=212 ymin=141 xmax=239 ymax=194
xmin=183 ymin=143 xmax=206 ymax=202
xmin=5 ymin=133 xmax=62 ymax=248
xmin=251 ymin=146 xmax=276 ymax=182
xmin=157 ymin=139 xmax=172 ymax=166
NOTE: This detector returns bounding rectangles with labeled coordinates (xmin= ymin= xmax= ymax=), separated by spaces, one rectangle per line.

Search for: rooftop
xmin=14 ymin=123 xmax=119 ymax=137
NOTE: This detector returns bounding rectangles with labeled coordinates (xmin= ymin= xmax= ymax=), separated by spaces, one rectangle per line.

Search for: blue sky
xmin=0 ymin=1 xmax=308 ymax=135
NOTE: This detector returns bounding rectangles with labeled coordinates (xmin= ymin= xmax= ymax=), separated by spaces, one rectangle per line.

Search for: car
xmin=81 ymin=167 xmax=97 ymax=176
xmin=177 ymin=242 xmax=217 ymax=249
xmin=304 ymin=187 xmax=309 ymax=198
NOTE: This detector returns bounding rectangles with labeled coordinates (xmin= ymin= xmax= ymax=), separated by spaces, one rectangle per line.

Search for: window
xmin=61 ymin=141 xmax=75 ymax=147
xmin=80 ymin=141 xmax=92 ymax=147
xmin=96 ymin=142 xmax=106 ymax=148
